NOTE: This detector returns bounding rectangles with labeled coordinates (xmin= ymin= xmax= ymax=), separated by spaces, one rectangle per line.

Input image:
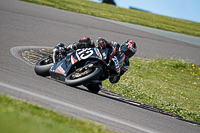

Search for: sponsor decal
xmin=112 ymin=56 xmax=119 ymax=69
xmin=94 ymin=48 xmax=102 ymax=59
xmin=55 ymin=63 xmax=65 ymax=74
xmin=73 ymin=70 xmax=89 ymax=78
xmin=71 ymin=55 xmax=77 ymax=64
xmin=102 ymin=52 xmax=106 ymax=57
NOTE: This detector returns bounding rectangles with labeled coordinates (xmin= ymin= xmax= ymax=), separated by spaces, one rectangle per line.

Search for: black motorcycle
xmin=34 ymin=47 xmax=125 ymax=93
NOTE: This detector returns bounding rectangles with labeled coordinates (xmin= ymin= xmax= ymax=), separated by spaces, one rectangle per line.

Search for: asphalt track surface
xmin=0 ymin=0 xmax=200 ymax=133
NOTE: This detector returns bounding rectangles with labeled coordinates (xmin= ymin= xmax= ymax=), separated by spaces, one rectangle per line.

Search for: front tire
xmin=65 ymin=67 xmax=101 ymax=86
xmin=34 ymin=57 xmax=53 ymax=76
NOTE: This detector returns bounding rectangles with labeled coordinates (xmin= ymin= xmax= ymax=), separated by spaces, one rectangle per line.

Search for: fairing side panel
xmin=49 ymin=59 xmax=68 ymax=81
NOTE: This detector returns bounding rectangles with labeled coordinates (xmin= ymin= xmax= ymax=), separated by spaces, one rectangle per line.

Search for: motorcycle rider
xmin=52 ymin=37 xmax=137 ymax=93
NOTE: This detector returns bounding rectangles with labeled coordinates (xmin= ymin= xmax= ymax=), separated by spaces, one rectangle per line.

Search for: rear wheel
xmin=65 ymin=67 xmax=101 ymax=87
xmin=84 ymin=82 xmax=102 ymax=94
xmin=34 ymin=56 xmax=53 ymax=76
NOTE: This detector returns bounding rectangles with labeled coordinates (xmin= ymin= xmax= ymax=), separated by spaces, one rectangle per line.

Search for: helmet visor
xmin=121 ymin=44 xmax=134 ymax=58
xmin=124 ymin=49 xmax=135 ymax=58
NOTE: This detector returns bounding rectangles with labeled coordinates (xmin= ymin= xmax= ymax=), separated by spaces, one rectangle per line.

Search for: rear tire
xmin=65 ymin=67 xmax=101 ymax=86
xmin=34 ymin=57 xmax=53 ymax=76
xmin=84 ymin=83 xmax=102 ymax=94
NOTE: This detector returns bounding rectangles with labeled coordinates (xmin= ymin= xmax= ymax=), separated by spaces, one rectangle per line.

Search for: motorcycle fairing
xmin=49 ymin=59 xmax=68 ymax=81
xmin=70 ymin=48 xmax=109 ymax=65
xmin=49 ymin=48 xmax=107 ymax=81
xmin=74 ymin=48 xmax=101 ymax=63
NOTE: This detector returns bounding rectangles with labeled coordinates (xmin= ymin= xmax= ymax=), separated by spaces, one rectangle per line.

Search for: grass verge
xmin=0 ymin=94 xmax=114 ymax=133
xmin=103 ymin=58 xmax=200 ymax=123
xmin=21 ymin=0 xmax=200 ymax=37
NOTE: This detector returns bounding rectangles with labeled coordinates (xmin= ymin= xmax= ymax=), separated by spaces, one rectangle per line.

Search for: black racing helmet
xmin=120 ymin=39 xmax=137 ymax=59
xmin=78 ymin=37 xmax=95 ymax=48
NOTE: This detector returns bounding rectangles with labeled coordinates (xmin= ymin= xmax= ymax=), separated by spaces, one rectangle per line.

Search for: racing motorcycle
xmin=34 ymin=46 xmax=125 ymax=93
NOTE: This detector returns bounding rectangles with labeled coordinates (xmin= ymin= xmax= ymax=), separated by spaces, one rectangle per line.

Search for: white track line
xmin=0 ymin=81 xmax=159 ymax=133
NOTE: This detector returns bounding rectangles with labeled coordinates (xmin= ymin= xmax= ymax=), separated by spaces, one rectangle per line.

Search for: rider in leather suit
xmin=52 ymin=37 xmax=137 ymax=92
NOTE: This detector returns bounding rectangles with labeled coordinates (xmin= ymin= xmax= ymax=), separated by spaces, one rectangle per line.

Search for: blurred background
xmin=90 ymin=0 xmax=200 ymax=23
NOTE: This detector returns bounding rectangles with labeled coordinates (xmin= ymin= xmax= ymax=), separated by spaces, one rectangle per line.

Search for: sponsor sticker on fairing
xmin=94 ymin=48 xmax=102 ymax=59
xmin=55 ymin=63 xmax=65 ymax=74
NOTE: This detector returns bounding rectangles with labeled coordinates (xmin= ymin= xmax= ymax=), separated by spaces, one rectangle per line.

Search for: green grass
xmin=103 ymin=59 xmax=200 ymax=123
xmin=0 ymin=94 xmax=114 ymax=133
xmin=21 ymin=0 xmax=200 ymax=37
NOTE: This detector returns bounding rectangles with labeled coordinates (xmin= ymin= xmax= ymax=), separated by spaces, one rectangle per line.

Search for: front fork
xmin=52 ymin=48 xmax=58 ymax=63
xmin=52 ymin=47 xmax=66 ymax=63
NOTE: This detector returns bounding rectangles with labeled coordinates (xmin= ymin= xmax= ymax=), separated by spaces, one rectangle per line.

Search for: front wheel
xmin=34 ymin=56 xmax=53 ymax=76
xmin=65 ymin=67 xmax=101 ymax=86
